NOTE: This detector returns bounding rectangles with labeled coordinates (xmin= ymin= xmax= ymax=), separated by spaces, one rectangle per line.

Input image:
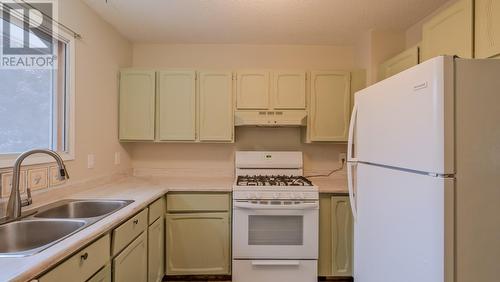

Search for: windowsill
xmin=0 ymin=152 xmax=75 ymax=170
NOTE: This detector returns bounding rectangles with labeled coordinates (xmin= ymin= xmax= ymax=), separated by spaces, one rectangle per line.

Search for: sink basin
xmin=0 ymin=219 xmax=85 ymax=257
xmin=35 ymin=200 xmax=133 ymax=219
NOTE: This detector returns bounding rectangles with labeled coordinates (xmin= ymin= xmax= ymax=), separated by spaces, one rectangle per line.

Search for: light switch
xmin=49 ymin=166 xmax=66 ymax=187
xmin=87 ymin=154 xmax=95 ymax=169
xmin=27 ymin=167 xmax=48 ymax=191
xmin=114 ymin=152 xmax=121 ymax=165
xmin=1 ymin=171 xmax=27 ymax=198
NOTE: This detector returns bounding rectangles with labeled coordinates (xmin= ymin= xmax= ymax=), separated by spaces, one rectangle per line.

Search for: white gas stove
xmin=232 ymin=151 xmax=319 ymax=201
xmin=232 ymin=151 xmax=319 ymax=282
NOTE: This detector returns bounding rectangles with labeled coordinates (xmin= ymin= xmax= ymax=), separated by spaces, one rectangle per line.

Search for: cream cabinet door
xmin=318 ymin=195 xmax=333 ymax=276
xmin=198 ymin=71 xmax=234 ymax=142
xmin=157 ymin=71 xmax=196 ymax=141
xmin=119 ymin=70 xmax=156 ymax=141
xmin=309 ymin=71 xmax=351 ymax=142
xmin=421 ymin=0 xmax=473 ymax=61
xmin=87 ymin=265 xmax=111 ymax=282
xmin=272 ymin=71 xmax=306 ymax=109
xmin=166 ymin=212 xmax=230 ymax=275
xmin=113 ymin=232 xmax=148 ymax=282
xmin=236 ymin=71 xmax=270 ymax=109
xmin=331 ymin=196 xmax=353 ymax=277
xmin=475 ymin=0 xmax=500 ymax=58
xmin=379 ymin=46 xmax=419 ymax=81
xmin=148 ymin=217 xmax=165 ymax=282
xmin=318 ymin=195 xmax=353 ymax=277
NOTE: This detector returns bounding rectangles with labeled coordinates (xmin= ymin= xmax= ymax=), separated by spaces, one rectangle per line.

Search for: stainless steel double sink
xmin=0 ymin=199 xmax=133 ymax=257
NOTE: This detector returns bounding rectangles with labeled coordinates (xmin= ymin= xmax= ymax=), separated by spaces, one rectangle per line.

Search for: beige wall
xmin=133 ymin=43 xmax=356 ymax=69
xmin=354 ymin=29 xmax=406 ymax=85
xmin=129 ymin=43 xmax=358 ymax=174
xmin=127 ymin=128 xmax=346 ymax=174
xmin=57 ymin=0 xmax=133 ymax=182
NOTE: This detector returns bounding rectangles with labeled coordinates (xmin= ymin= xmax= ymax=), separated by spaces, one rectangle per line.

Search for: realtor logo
xmin=0 ymin=0 xmax=58 ymax=69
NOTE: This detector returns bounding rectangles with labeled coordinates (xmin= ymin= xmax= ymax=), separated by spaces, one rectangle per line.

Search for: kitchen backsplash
xmin=0 ymin=164 xmax=67 ymax=198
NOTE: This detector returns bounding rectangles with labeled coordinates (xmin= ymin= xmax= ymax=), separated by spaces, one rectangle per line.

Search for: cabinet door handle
xmin=80 ymin=252 xmax=89 ymax=261
xmin=133 ymin=219 xmax=139 ymax=224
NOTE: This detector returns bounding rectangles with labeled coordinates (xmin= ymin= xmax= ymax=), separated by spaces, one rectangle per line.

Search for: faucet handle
xmin=21 ymin=188 xmax=33 ymax=207
xmin=59 ymin=165 xmax=69 ymax=180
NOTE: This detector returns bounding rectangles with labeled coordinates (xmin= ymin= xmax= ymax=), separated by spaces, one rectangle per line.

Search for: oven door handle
xmin=233 ymin=201 xmax=319 ymax=210
xmin=251 ymin=260 xmax=300 ymax=266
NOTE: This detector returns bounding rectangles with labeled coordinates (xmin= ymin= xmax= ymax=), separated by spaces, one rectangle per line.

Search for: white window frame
xmin=0 ymin=28 xmax=75 ymax=169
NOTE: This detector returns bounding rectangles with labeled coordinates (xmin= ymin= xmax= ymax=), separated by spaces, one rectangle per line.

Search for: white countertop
xmin=307 ymin=168 xmax=349 ymax=194
xmin=0 ymin=172 xmax=346 ymax=281
xmin=0 ymin=177 xmax=168 ymax=282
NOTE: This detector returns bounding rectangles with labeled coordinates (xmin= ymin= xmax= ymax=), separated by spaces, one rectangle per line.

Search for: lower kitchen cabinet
xmin=87 ymin=264 xmax=112 ymax=282
xmin=113 ymin=232 xmax=148 ymax=282
xmin=318 ymin=194 xmax=353 ymax=277
xmin=165 ymin=193 xmax=231 ymax=276
xmin=148 ymin=216 xmax=165 ymax=282
xmin=166 ymin=212 xmax=230 ymax=275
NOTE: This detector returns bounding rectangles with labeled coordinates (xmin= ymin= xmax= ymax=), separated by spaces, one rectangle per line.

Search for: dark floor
xmin=164 ymin=275 xmax=353 ymax=282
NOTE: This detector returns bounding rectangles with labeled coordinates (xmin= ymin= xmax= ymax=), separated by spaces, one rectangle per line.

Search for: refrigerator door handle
xmin=347 ymin=101 xmax=358 ymax=162
xmin=347 ymin=162 xmax=357 ymax=220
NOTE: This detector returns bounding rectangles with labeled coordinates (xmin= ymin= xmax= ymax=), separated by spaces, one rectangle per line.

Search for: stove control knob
xmin=247 ymin=193 xmax=256 ymax=199
xmin=273 ymin=193 xmax=279 ymax=199
xmin=297 ymin=193 xmax=305 ymax=199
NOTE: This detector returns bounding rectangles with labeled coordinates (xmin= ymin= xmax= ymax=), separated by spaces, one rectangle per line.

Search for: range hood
xmin=235 ymin=110 xmax=307 ymax=127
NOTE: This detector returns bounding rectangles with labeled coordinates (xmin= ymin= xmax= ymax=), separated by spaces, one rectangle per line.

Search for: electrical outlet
xmin=87 ymin=154 xmax=95 ymax=169
xmin=114 ymin=152 xmax=121 ymax=165
xmin=339 ymin=153 xmax=347 ymax=164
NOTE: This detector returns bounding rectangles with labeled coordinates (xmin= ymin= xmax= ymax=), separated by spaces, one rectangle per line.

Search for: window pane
xmin=0 ymin=10 xmax=67 ymax=155
xmin=0 ymin=68 xmax=54 ymax=153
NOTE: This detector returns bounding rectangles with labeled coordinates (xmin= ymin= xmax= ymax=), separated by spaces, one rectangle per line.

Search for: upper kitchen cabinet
xmin=421 ymin=0 xmax=473 ymax=61
xmin=378 ymin=45 xmax=419 ymax=81
xmin=235 ymin=70 xmax=307 ymax=126
xmin=475 ymin=0 xmax=500 ymax=58
xmin=272 ymin=71 xmax=307 ymax=109
xmin=157 ymin=70 xmax=196 ymax=141
xmin=198 ymin=71 xmax=234 ymax=142
xmin=308 ymin=71 xmax=351 ymax=142
xmin=236 ymin=71 xmax=270 ymax=109
xmin=119 ymin=70 xmax=156 ymax=141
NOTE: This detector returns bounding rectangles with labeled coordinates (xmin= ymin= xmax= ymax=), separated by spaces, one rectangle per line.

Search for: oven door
xmin=232 ymin=200 xmax=319 ymax=259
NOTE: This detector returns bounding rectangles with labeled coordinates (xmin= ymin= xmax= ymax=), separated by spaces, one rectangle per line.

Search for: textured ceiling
xmin=83 ymin=0 xmax=450 ymax=45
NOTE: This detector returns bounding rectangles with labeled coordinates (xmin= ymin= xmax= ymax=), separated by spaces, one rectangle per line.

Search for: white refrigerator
xmin=347 ymin=56 xmax=500 ymax=282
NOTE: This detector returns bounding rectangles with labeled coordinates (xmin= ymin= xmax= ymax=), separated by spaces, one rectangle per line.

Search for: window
xmin=0 ymin=2 xmax=74 ymax=166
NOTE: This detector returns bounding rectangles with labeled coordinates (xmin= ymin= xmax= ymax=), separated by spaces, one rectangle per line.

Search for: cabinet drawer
xmin=112 ymin=208 xmax=148 ymax=255
xmin=39 ymin=235 xmax=110 ymax=282
xmin=149 ymin=197 xmax=165 ymax=224
xmin=166 ymin=193 xmax=229 ymax=212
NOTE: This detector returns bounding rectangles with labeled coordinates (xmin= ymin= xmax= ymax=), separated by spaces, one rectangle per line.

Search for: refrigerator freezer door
xmin=354 ymin=163 xmax=454 ymax=282
xmin=354 ymin=56 xmax=454 ymax=174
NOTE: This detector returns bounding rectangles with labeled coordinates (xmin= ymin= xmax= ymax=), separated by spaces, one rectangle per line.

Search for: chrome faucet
xmin=5 ymin=149 xmax=70 ymax=220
